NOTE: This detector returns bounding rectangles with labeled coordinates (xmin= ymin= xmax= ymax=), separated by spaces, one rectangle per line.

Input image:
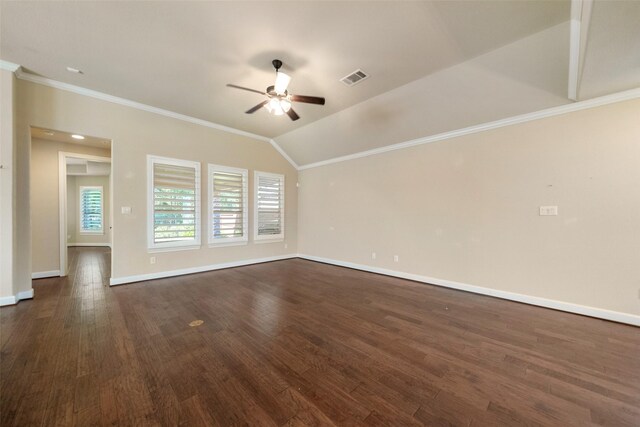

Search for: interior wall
xmin=30 ymin=139 xmax=111 ymax=273
xmin=298 ymin=98 xmax=640 ymax=318
xmin=0 ymin=69 xmax=17 ymax=301
xmin=66 ymin=174 xmax=111 ymax=246
xmin=17 ymin=79 xmax=297 ymax=287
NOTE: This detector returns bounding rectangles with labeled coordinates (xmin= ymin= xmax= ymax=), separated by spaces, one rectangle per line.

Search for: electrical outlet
xmin=150 ymin=256 xmax=156 ymax=265
xmin=284 ymin=243 xmax=288 ymax=249
xmin=371 ymin=252 xmax=376 ymax=260
xmin=394 ymin=255 xmax=399 ymax=262
xmin=539 ymin=206 xmax=558 ymax=216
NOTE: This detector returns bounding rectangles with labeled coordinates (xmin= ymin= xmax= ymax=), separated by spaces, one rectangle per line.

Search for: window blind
xmin=80 ymin=186 xmax=103 ymax=233
xmin=150 ymin=157 xmax=200 ymax=248
xmin=255 ymin=172 xmax=284 ymax=240
xmin=209 ymin=165 xmax=248 ymax=244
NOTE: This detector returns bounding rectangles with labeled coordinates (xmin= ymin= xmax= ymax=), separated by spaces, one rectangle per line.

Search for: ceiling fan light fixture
xmin=266 ymin=96 xmax=291 ymax=116
xmin=274 ymin=72 xmax=291 ymax=95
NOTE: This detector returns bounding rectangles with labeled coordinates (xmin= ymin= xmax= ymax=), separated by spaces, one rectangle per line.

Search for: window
xmin=254 ymin=171 xmax=284 ymax=241
xmin=79 ymin=186 xmax=103 ymax=234
xmin=147 ymin=156 xmax=200 ymax=251
xmin=208 ymin=164 xmax=248 ymax=245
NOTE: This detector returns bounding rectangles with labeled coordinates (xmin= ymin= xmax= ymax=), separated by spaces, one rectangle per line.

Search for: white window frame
xmin=208 ymin=164 xmax=248 ymax=247
xmin=79 ymin=185 xmax=104 ymax=235
xmin=147 ymin=155 xmax=201 ymax=252
xmin=254 ymin=171 xmax=285 ymax=242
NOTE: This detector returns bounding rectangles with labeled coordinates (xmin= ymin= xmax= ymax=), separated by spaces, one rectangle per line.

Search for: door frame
xmin=58 ymin=152 xmax=112 ymax=276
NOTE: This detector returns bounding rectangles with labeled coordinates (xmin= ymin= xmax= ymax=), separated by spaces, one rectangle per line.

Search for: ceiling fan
xmin=226 ymin=59 xmax=325 ymax=121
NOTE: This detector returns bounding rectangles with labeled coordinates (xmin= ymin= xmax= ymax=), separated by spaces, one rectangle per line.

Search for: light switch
xmin=539 ymin=206 xmax=558 ymax=216
xmin=121 ymin=206 xmax=132 ymax=215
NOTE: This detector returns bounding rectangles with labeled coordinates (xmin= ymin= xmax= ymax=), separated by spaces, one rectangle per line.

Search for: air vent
xmin=340 ymin=69 xmax=369 ymax=86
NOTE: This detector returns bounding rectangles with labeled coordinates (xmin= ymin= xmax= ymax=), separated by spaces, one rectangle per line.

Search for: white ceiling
xmin=2 ymin=1 xmax=638 ymax=167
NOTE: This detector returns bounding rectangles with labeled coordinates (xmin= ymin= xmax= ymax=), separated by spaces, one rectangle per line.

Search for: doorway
xmin=29 ymin=127 xmax=112 ymax=279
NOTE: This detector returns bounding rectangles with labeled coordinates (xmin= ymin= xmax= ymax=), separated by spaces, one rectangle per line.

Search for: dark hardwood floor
xmin=1 ymin=247 xmax=639 ymax=426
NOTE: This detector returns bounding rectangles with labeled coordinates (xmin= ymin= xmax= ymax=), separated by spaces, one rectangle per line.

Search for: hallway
xmin=1 ymin=247 xmax=112 ymax=425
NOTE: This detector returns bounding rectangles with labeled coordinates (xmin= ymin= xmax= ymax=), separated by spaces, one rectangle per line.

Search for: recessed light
xmin=66 ymin=66 xmax=83 ymax=74
xmin=71 ymin=134 xmax=85 ymax=140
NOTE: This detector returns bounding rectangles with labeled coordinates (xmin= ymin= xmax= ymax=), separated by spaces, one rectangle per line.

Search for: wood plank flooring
xmin=1 ymin=247 xmax=639 ymax=426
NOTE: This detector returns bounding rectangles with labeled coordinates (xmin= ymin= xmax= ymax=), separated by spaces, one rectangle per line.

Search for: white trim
xmin=109 ymin=253 xmax=297 ymax=286
xmin=147 ymin=155 xmax=201 ymax=251
xmin=269 ymin=139 xmax=299 ymax=169
xmin=79 ymin=185 xmax=104 ymax=234
xmin=58 ymin=153 xmax=66 ymax=276
xmin=0 ymin=288 xmax=33 ymax=306
xmin=67 ymin=243 xmax=111 ymax=247
xmin=32 ymin=270 xmax=61 ymax=279
xmin=0 ymin=60 xmax=20 ymax=72
xmin=208 ymin=164 xmax=249 ymax=245
xmin=58 ymin=152 xmax=111 ymax=276
xmin=17 ymin=289 xmax=34 ymax=301
xmin=295 ymin=87 xmax=640 ymax=170
xmin=0 ymin=296 xmax=17 ymax=306
xmin=568 ymin=0 xmax=593 ymax=100
xmin=297 ymin=254 xmax=640 ymax=327
xmin=254 ymin=171 xmax=285 ymax=241
xmin=15 ymin=69 xmax=270 ymax=143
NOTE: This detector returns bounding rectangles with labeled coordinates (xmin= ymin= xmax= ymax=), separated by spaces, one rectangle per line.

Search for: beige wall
xmin=17 ymin=79 xmax=297 ymax=287
xmin=0 ymin=69 xmax=17 ymax=301
xmin=66 ymin=174 xmax=111 ymax=246
xmin=30 ymin=139 xmax=111 ymax=272
xmin=298 ymin=98 xmax=640 ymax=317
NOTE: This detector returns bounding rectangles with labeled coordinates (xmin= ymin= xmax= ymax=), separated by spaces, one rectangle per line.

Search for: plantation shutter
xmin=210 ymin=166 xmax=248 ymax=243
xmin=255 ymin=172 xmax=284 ymax=239
xmin=152 ymin=161 xmax=198 ymax=244
xmin=80 ymin=187 xmax=103 ymax=233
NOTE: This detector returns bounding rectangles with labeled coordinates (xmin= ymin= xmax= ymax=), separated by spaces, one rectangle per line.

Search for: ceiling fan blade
xmin=291 ymin=94 xmax=325 ymax=105
xmin=227 ymin=84 xmax=265 ymax=95
xmin=245 ymin=101 xmax=268 ymax=114
xmin=286 ymin=108 xmax=300 ymax=121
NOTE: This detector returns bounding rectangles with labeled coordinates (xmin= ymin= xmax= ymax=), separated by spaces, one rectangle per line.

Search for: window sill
xmin=80 ymin=231 xmax=104 ymax=235
xmin=208 ymin=241 xmax=248 ymax=248
xmin=148 ymin=245 xmax=201 ymax=253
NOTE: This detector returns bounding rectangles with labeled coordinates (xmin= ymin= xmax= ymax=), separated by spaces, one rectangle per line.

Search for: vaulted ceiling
xmin=2 ymin=1 xmax=638 ymax=167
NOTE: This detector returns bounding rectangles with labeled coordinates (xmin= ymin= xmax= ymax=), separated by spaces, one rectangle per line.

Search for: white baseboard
xmin=32 ymin=270 xmax=61 ymax=279
xmin=0 ymin=289 xmax=34 ymax=307
xmin=110 ymin=254 xmax=298 ymax=286
xmin=18 ymin=289 xmax=34 ymax=301
xmin=297 ymin=254 xmax=640 ymax=327
xmin=68 ymin=243 xmax=111 ymax=247
xmin=0 ymin=295 xmax=17 ymax=306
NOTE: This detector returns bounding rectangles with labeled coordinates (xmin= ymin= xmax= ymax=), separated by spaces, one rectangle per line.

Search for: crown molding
xmin=14 ymin=68 xmax=271 ymax=143
xmin=0 ymin=60 xmax=20 ymax=72
xmin=296 ymin=87 xmax=640 ymax=171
